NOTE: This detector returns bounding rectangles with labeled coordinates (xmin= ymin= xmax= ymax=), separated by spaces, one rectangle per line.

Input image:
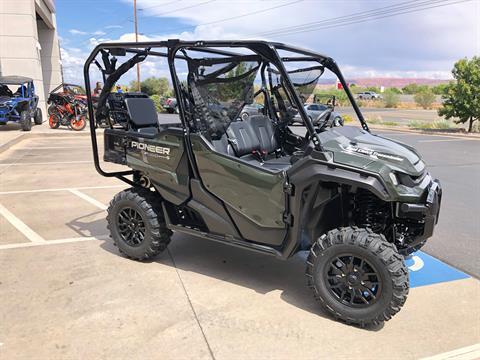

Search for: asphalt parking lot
xmin=0 ymin=128 xmax=479 ymax=359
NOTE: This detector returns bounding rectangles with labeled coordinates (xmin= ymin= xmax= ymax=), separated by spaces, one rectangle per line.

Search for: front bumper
xmin=396 ymin=179 xmax=442 ymax=248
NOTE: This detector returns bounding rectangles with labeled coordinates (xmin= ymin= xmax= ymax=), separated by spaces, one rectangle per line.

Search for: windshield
xmin=188 ymin=56 xmax=261 ymax=139
xmin=269 ymin=64 xmax=324 ymax=105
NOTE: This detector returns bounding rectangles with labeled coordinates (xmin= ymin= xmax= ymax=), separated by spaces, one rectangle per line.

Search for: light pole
xmin=134 ymin=0 xmax=141 ymax=91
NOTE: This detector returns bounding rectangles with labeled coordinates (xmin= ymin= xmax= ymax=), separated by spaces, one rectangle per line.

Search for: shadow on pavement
xmin=99 ymin=232 xmax=383 ymax=331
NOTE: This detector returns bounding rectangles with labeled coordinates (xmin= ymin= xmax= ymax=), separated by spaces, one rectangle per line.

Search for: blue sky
xmin=56 ymin=0 xmax=479 ymax=84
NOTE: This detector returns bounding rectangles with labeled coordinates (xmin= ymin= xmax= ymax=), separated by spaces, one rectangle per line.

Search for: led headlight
xmin=389 ymin=172 xmax=399 ymax=186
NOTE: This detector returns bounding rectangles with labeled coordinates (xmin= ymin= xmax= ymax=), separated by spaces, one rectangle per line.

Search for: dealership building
xmin=0 ymin=0 xmax=62 ymax=114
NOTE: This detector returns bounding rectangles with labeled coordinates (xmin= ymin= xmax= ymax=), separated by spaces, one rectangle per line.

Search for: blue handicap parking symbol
xmin=407 ymin=251 xmax=470 ymax=288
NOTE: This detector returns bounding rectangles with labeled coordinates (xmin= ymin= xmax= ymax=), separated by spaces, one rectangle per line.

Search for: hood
xmin=318 ymin=126 xmax=425 ymax=176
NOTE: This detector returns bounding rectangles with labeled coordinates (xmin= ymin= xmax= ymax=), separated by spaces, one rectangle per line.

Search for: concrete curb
xmin=368 ymin=125 xmax=480 ymax=139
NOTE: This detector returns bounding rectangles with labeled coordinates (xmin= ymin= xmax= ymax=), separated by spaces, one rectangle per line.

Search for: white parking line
xmin=0 ymin=185 xmax=124 ymax=195
xmin=0 ymin=160 xmax=92 ymax=166
xmin=0 ymin=235 xmax=109 ymax=250
xmin=69 ymin=189 xmax=107 ymax=210
xmin=421 ymin=343 xmax=480 ymax=360
xmin=0 ymin=203 xmax=45 ymax=243
xmin=14 ymin=146 xmax=91 ymax=150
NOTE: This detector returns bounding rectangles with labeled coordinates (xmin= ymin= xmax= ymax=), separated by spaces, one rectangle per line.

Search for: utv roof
xmin=0 ymin=76 xmax=33 ymax=84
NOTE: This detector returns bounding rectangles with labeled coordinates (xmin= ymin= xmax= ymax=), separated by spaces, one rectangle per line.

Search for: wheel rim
xmin=324 ymin=254 xmax=382 ymax=308
xmin=117 ymin=207 xmax=146 ymax=247
xmin=70 ymin=117 xmax=85 ymax=130
xmin=49 ymin=114 xmax=58 ymax=128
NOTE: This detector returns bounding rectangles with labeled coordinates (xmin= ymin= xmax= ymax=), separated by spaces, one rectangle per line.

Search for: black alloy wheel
xmin=117 ymin=207 xmax=146 ymax=247
xmin=325 ymin=254 xmax=381 ymax=308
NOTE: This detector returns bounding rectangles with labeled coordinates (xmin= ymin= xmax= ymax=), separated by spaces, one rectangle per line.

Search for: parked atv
xmin=47 ymin=85 xmax=87 ymax=131
xmin=84 ymin=41 xmax=442 ymax=327
xmin=0 ymin=76 xmax=42 ymax=131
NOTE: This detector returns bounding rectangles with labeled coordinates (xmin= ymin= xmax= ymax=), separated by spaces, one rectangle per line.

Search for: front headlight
xmin=389 ymin=172 xmax=399 ymax=186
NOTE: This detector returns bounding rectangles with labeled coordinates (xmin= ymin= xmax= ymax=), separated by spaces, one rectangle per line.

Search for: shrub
xmin=407 ymin=120 xmax=453 ymax=129
xmin=150 ymin=94 xmax=164 ymax=112
xmin=383 ymin=91 xmax=399 ymax=108
xmin=414 ymin=89 xmax=436 ymax=109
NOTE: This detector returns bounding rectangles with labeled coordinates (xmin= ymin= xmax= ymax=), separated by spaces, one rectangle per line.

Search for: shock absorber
xmin=354 ymin=189 xmax=388 ymax=233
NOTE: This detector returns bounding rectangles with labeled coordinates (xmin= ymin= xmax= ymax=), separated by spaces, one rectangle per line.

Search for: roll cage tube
xmin=83 ymin=40 xmax=370 ymax=181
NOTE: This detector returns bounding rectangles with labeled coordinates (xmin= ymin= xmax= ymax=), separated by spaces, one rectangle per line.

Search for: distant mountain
xmin=318 ymin=77 xmax=450 ymax=88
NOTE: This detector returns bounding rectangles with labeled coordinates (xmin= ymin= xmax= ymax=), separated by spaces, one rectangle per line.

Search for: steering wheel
xmin=313 ymin=108 xmax=334 ymax=130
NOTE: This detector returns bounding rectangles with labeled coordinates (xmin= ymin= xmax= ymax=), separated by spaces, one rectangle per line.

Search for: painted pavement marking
xmin=0 ymin=235 xmax=109 ymax=250
xmin=421 ymin=343 xmax=480 ymax=360
xmin=69 ymin=189 xmax=108 ymax=210
xmin=0 ymin=203 xmax=45 ymax=243
xmin=0 ymin=184 xmax=124 ymax=195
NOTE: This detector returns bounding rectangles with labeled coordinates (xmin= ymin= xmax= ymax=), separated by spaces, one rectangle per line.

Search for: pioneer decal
xmin=341 ymin=144 xmax=403 ymax=162
xmin=130 ymin=141 xmax=171 ymax=160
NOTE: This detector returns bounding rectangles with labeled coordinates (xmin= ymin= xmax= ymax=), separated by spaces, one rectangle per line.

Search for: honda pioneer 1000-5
xmin=84 ymin=40 xmax=442 ymax=327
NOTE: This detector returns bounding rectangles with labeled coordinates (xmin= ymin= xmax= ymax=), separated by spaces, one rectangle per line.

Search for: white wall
xmin=0 ymin=0 xmax=62 ymax=116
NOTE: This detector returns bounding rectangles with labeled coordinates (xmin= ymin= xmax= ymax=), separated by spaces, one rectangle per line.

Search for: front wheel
xmin=107 ymin=187 xmax=172 ymax=261
xmin=34 ymin=108 xmax=43 ymax=125
xmin=306 ymin=227 xmax=409 ymax=327
xmin=70 ymin=116 xmax=86 ymax=131
xmin=49 ymin=113 xmax=60 ymax=129
xmin=20 ymin=110 xmax=31 ymax=131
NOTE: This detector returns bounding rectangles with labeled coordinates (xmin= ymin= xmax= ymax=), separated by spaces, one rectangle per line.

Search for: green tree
xmin=128 ymin=77 xmax=171 ymax=96
xmin=149 ymin=94 xmax=164 ymax=112
xmin=384 ymin=90 xmax=399 ymax=108
xmin=438 ymin=57 xmax=480 ymax=132
xmin=401 ymin=83 xmax=418 ymax=94
xmin=432 ymin=83 xmax=448 ymax=95
xmin=365 ymin=86 xmax=380 ymax=93
xmin=414 ymin=88 xmax=436 ymax=109
xmin=388 ymin=87 xmax=402 ymax=94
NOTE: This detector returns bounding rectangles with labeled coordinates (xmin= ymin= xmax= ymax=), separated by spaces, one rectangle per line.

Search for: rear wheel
xmin=49 ymin=113 xmax=60 ymax=129
xmin=20 ymin=110 xmax=31 ymax=131
xmin=107 ymin=187 xmax=172 ymax=261
xmin=34 ymin=108 xmax=43 ymax=125
xmin=70 ymin=116 xmax=86 ymax=131
xmin=306 ymin=227 xmax=409 ymax=327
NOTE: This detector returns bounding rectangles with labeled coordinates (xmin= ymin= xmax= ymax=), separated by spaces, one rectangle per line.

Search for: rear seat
xmin=124 ymin=97 xmax=159 ymax=135
xmin=216 ymin=115 xmax=291 ymax=170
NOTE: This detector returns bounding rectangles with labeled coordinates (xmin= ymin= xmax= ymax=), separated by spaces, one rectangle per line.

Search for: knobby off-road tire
xmin=49 ymin=113 xmax=60 ymax=129
xmin=306 ymin=227 xmax=409 ymax=327
xmin=70 ymin=117 xmax=86 ymax=131
xmin=20 ymin=110 xmax=31 ymax=131
xmin=107 ymin=187 xmax=172 ymax=261
xmin=34 ymin=108 xmax=43 ymax=125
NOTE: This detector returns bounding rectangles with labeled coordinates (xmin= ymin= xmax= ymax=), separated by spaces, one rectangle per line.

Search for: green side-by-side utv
xmin=84 ymin=40 xmax=442 ymax=327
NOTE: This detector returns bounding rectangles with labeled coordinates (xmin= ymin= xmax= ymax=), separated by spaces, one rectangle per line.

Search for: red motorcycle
xmin=47 ymin=84 xmax=88 ymax=131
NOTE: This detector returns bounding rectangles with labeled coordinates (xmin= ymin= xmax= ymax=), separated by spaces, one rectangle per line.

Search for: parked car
xmin=292 ymin=103 xmax=343 ymax=126
xmin=0 ymin=76 xmax=42 ymax=131
xmin=356 ymin=91 xmax=382 ymax=100
xmin=239 ymin=103 xmax=264 ymax=120
xmin=163 ymin=97 xmax=178 ymax=113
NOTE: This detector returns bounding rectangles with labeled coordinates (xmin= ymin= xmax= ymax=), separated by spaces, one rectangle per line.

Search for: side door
xmin=190 ymin=134 xmax=288 ymax=247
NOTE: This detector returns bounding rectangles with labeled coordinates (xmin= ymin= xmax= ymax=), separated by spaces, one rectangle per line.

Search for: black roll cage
xmin=83 ymin=39 xmax=368 ymax=183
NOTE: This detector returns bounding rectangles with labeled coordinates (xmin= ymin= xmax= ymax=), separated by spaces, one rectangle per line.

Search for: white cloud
xmin=93 ymin=30 xmax=107 ymax=36
xmin=69 ymin=29 xmax=88 ymax=35
xmin=123 ymin=0 xmax=478 ymax=78
xmin=105 ymin=25 xmax=123 ymax=29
